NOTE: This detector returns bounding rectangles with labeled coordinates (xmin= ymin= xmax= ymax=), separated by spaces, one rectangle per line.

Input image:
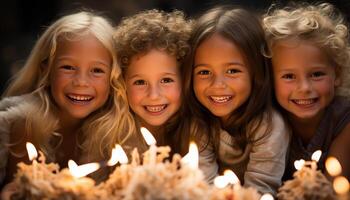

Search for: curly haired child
xmin=263 ymin=2 xmax=350 ymax=180
xmin=0 ymin=11 xmax=135 ymax=193
xmin=114 ymin=10 xmax=192 ymax=155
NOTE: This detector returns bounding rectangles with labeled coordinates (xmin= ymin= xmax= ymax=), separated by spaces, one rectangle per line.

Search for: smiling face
xmin=272 ymin=39 xmax=339 ymax=122
xmin=125 ymin=49 xmax=181 ymax=130
xmin=193 ymin=33 xmax=251 ymax=122
xmin=50 ymin=34 xmax=111 ymax=123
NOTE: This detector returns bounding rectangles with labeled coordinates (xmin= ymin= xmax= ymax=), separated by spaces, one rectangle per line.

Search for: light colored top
xmin=0 ymin=94 xmax=36 ymax=186
xmin=199 ymin=110 xmax=290 ymax=195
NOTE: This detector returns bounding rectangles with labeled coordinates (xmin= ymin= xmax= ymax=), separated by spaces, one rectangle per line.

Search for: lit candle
xmin=68 ymin=160 xmax=100 ymax=178
xmin=107 ymin=144 xmax=128 ymax=166
xmin=26 ymin=142 xmax=38 ymax=179
xmin=333 ymin=176 xmax=349 ymax=200
xmin=214 ymin=175 xmax=229 ymax=188
xmin=140 ymin=127 xmax=157 ymax=165
xmin=325 ymin=156 xmax=342 ymax=177
xmin=325 ymin=157 xmax=349 ymax=200
xmin=223 ymin=169 xmax=241 ymax=198
xmin=260 ymin=193 xmax=274 ymax=200
xmin=181 ymin=142 xmax=199 ymax=169
xmin=311 ymin=150 xmax=322 ymax=170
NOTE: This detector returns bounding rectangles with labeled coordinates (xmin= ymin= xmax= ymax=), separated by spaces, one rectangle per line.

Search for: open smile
xmin=67 ymin=94 xmax=94 ymax=104
xmin=209 ymin=95 xmax=233 ymax=104
xmin=144 ymin=104 xmax=167 ymax=114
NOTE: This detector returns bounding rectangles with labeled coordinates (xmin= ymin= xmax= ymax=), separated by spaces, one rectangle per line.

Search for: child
xmin=0 ymin=11 xmax=135 ymax=189
xmin=113 ymin=10 xmax=192 ymax=155
xmin=182 ymin=6 xmax=290 ymax=195
xmin=263 ymin=3 xmax=350 ymax=180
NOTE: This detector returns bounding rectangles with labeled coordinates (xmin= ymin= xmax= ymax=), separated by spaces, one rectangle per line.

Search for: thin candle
xmin=107 ymin=144 xmax=128 ymax=166
xmin=68 ymin=160 xmax=100 ymax=178
xmin=181 ymin=142 xmax=199 ymax=169
xmin=26 ymin=142 xmax=38 ymax=179
xmin=140 ymin=127 xmax=157 ymax=164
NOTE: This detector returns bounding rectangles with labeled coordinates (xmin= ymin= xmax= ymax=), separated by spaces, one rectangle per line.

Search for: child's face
xmin=272 ymin=40 xmax=339 ymax=121
xmin=50 ymin=34 xmax=112 ymax=122
xmin=193 ymin=33 xmax=251 ymax=122
xmin=125 ymin=49 xmax=181 ymax=129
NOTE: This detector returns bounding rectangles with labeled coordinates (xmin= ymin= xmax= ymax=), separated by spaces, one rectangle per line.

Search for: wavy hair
xmin=263 ymin=3 xmax=350 ymax=95
xmin=114 ymin=9 xmax=193 ymax=155
xmin=3 ymin=11 xmax=135 ymax=163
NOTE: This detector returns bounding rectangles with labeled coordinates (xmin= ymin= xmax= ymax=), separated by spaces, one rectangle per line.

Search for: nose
xmin=211 ymin=74 xmax=227 ymax=89
xmin=296 ymin=77 xmax=312 ymax=93
xmin=72 ymin=70 xmax=90 ymax=87
xmin=148 ymin=83 xmax=161 ymax=99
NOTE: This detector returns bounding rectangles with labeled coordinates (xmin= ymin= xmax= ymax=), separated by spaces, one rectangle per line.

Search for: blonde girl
xmin=0 ymin=11 xmax=135 ymax=190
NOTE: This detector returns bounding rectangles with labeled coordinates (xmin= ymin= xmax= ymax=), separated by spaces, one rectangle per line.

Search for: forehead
xmin=126 ymin=49 xmax=179 ymax=76
xmin=271 ymin=39 xmax=332 ymax=67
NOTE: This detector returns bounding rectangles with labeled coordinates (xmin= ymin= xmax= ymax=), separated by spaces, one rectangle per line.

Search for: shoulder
xmin=250 ymin=110 xmax=290 ymax=141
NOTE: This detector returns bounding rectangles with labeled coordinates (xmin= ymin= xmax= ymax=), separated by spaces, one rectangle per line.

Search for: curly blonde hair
xmin=263 ymin=3 xmax=350 ymax=95
xmin=114 ymin=9 xmax=193 ymax=70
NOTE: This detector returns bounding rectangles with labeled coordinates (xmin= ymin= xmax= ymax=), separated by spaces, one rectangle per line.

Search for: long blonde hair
xmin=4 ymin=11 xmax=135 ymax=162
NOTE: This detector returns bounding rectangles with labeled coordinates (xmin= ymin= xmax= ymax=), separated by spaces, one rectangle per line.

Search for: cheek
xmin=126 ymin=87 xmax=142 ymax=107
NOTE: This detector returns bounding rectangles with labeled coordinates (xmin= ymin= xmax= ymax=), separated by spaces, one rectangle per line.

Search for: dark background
xmin=0 ymin=0 xmax=349 ymax=95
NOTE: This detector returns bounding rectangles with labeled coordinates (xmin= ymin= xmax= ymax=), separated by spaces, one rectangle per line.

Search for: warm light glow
xmin=181 ymin=142 xmax=199 ymax=169
xmin=107 ymin=144 xmax=128 ymax=166
xmin=325 ymin=157 xmax=342 ymax=177
xmin=223 ymin=169 xmax=240 ymax=185
xmin=26 ymin=142 xmax=38 ymax=161
xmin=214 ymin=175 xmax=229 ymax=188
xmin=311 ymin=150 xmax=322 ymax=162
xmin=140 ymin=127 xmax=156 ymax=145
xmin=260 ymin=193 xmax=274 ymax=200
xmin=333 ymin=176 xmax=350 ymax=195
xmin=68 ymin=160 xmax=100 ymax=178
xmin=294 ymin=159 xmax=305 ymax=170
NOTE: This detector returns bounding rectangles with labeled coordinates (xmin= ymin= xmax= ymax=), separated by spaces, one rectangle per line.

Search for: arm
xmin=198 ymin=134 xmax=218 ymax=183
xmin=244 ymin=112 xmax=290 ymax=195
xmin=328 ymin=122 xmax=350 ymax=180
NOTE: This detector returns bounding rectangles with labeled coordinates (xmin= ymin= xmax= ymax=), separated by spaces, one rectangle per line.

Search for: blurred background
xmin=0 ymin=0 xmax=349 ymax=95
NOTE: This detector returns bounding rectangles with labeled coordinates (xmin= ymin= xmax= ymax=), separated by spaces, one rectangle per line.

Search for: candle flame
xmin=140 ymin=127 xmax=156 ymax=145
xmin=181 ymin=142 xmax=199 ymax=169
xmin=325 ymin=157 xmax=342 ymax=177
xmin=26 ymin=142 xmax=38 ymax=161
xmin=260 ymin=193 xmax=274 ymax=200
xmin=294 ymin=159 xmax=305 ymax=170
xmin=333 ymin=176 xmax=349 ymax=195
xmin=214 ymin=175 xmax=229 ymax=188
xmin=223 ymin=169 xmax=240 ymax=185
xmin=68 ymin=160 xmax=100 ymax=178
xmin=311 ymin=150 xmax=322 ymax=162
xmin=107 ymin=144 xmax=128 ymax=166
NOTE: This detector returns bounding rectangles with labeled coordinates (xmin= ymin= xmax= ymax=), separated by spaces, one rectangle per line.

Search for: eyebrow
xmin=194 ymin=62 xmax=245 ymax=68
xmin=127 ymin=72 xmax=178 ymax=79
xmin=56 ymin=56 xmax=110 ymax=67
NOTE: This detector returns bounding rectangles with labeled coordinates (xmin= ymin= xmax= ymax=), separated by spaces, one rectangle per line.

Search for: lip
xmin=144 ymin=104 xmax=167 ymax=116
xmin=208 ymin=95 xmax=233 ymax=105
xmin=290 ymin=98 xmax=318 ymax=108
xmin=66 ymin=93 xmax=94 ymax=105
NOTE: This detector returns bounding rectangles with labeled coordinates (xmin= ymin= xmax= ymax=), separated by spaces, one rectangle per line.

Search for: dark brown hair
xmin=183 ymin=6 xmax=273 ymax=151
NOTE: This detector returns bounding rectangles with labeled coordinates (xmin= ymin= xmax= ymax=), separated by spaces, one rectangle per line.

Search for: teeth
xmin=146 ymin=105 xmax=166 ymax=112
xmin=210 ymin=96 xmax=232 ymax=103
xmin=68 ymin=95 xmax=92 ymax=101
xmin=293 ymin=99 xmax=315 ymax=105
